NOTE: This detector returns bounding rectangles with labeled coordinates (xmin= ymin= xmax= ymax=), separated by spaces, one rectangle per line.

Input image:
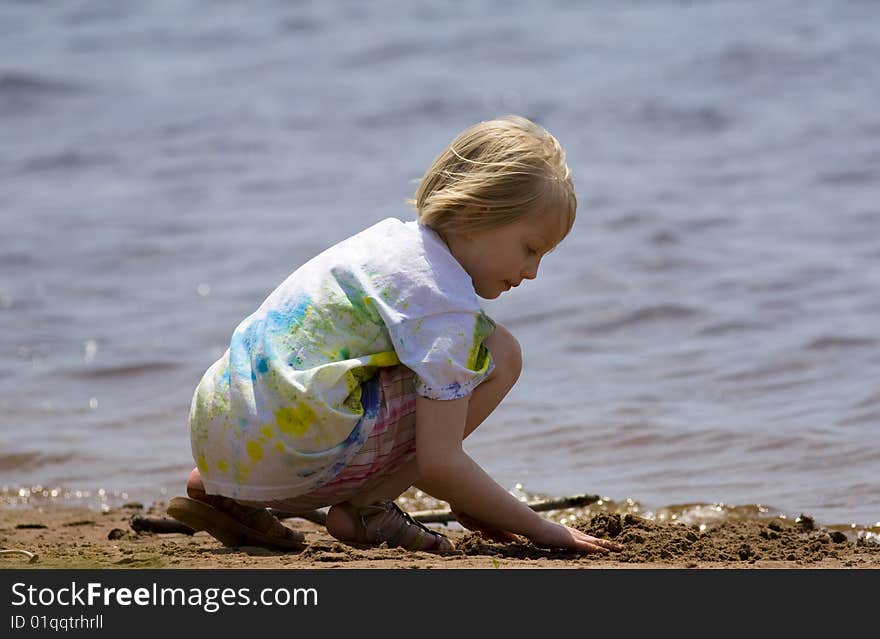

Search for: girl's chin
xmin=476 ymin=286 xmax=503 ymax=299
xmin=472 ymin=278 xmax=506 ymax=299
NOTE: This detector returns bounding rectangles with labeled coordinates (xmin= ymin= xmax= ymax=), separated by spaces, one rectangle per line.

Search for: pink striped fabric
xmin=253 ymin=365 xmax=417 ymax=512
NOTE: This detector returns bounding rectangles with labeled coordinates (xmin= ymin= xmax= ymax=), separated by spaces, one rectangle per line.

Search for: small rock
xmin=768 ymin=520 xmax=784 ymax=532
xmin=107 ymin=528 xmax=127 ymax=540
xmin=795 ymin=514 xmax=814 ymax=532
xmin=829 ymin=531 xmax=848 ymax=544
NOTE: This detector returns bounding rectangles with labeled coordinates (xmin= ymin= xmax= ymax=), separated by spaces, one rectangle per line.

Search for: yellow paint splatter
xmin=275 ymin=403 xmax=317 ymax=437
xmin=233 ymin=461 xmax=250 ymax=483
xmin=246 ymin=441 xmax=263 ymax=461
xmin=343 ymin=384 xmax=363 ymax=414
xmin=196 ymin=454 xmax=208 ymax=472
xmin=367 ymin=351 xmax=400 ymax=367
xmin=260 ymin=424 xmax=274 ymax=439
xmin=217 ymin=459 xmax=228 ymax=473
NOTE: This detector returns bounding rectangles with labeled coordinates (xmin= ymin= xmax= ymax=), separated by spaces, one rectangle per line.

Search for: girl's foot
xmin=325 ymin=500 xmax=454 ymax=552
xmin=180 ymin=468 xmax=305 ymax=548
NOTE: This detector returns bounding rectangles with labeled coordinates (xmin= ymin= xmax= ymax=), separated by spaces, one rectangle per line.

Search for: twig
xmin=406 ymin=493 xmax=602 ymax=524
xmin=130 ymin=514 xmax=195 ymax=535
xmin=128 ymin=509 xmax=327 ymax=535
xmin=0 ymin=549 xmax=38 ymax=563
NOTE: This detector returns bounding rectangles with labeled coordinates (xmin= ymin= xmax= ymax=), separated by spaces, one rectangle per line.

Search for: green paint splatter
xmin=467 ymin=313 xmax=495 ymax=372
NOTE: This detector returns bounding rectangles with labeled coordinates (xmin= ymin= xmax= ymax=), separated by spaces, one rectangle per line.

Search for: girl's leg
xmin=325 ymin=322 xmax=522 ymax=541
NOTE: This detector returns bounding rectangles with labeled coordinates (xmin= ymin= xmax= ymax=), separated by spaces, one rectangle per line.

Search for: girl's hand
xmin=530 ymin=521 xmax=624 ymax=554
xmin=453 ymin=511 xmax=521 ymax=543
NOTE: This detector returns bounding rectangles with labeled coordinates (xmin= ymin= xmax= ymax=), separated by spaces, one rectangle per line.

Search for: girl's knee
xmin=487 ymin=322 xmax=522 ymax=386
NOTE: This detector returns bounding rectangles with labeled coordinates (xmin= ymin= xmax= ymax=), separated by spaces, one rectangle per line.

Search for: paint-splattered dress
xmin=189 ymin=218 xmax=496 ymax=501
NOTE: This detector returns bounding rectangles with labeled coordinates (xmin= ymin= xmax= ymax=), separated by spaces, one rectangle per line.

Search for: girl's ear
xmin=457 ymin=205 xmax=490 ymax=240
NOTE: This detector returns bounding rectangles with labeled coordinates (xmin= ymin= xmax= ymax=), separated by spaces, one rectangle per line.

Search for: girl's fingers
xmin=571 ymin=529 xmax=624 ymax=552
xmin=589 ymin=537 xmax=624 ymax=551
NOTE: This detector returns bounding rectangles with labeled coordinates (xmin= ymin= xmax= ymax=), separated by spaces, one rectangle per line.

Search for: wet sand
xmin=2 ymin=502 xmax=878 ymax=569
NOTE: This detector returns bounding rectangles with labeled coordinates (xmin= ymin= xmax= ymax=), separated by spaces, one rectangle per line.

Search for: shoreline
xmin=2 ymin=502 xmax=878 ymax=570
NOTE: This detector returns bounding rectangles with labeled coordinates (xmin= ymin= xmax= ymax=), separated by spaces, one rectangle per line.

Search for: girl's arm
xmin=414 ymin=395 xmax=622 ymax=554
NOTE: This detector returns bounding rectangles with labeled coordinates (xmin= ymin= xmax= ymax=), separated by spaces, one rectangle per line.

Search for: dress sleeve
xmin=387 ymin=310 xmax=496 ymax=400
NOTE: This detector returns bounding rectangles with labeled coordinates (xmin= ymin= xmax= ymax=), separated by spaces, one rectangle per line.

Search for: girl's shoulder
xmin=337 ymin=217 xmax=478 ymax=315
xmin=341 ymin=217 xmax=458 ymax=271
xmin=357 ymin=216 xmax=434 ymax=245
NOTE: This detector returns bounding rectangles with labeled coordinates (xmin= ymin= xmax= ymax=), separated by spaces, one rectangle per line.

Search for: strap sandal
xmin=340 ymin=500 xmax=454 ymax=552
xmin=167 ymin=496 xmax=306 ymax=551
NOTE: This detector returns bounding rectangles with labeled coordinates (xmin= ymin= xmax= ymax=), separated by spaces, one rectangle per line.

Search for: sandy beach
xmin=2 ymin=501 xmax=878 ymax=570
xmin=4 ymin=2 xmax=880 ymax=571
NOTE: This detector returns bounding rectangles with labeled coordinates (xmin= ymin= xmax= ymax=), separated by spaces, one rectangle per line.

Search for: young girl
xmin=168 ymin=115 xmax=623 ymax=555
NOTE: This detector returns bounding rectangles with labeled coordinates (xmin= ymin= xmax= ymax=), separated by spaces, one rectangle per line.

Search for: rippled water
xmin=2 ymin=0 xmax=878 ymax=529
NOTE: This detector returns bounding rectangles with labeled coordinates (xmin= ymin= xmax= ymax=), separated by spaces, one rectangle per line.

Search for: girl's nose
xmin=522 ymin=260 xmax=539 ymax=280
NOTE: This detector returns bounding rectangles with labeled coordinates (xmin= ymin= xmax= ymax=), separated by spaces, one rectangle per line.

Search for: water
xmin=2 ymin=0 xmax=878 ymax=529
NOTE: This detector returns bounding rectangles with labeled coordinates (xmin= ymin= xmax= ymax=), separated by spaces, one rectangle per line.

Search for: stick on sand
xmin=0 ymin=549 xmax=38 ymax=563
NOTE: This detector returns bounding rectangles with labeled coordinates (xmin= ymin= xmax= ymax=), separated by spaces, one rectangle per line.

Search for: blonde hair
xmin=408 ymin=115 xmax=576 ymax=239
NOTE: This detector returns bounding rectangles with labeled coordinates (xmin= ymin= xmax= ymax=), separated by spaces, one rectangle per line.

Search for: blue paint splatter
xmin=228 ymin=294 xmax=311 ymax=384
xmin=265 ymin=295 xmax=311 ymax=334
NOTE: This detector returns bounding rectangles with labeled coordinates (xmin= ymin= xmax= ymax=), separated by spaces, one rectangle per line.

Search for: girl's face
xmin=442 ymin=209 xmax=566 ymax=299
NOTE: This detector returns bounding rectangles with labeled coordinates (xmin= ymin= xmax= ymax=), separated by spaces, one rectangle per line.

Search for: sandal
xmin=167 ymin=496 xmax=306 ymax=551
xmin=337 ymin=500 xmax=454 ymax=552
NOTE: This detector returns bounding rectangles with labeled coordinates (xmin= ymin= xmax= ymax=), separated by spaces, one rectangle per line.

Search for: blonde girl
xmin=169 ymin=115 xmax=623 ymax=555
